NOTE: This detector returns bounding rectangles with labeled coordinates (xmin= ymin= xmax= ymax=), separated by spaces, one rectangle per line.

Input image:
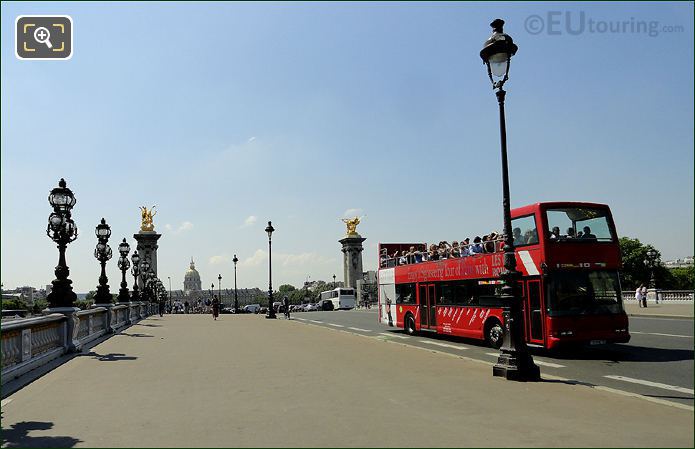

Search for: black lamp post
xmin=218 ymin=274 xmax=222 ymax=307
xmin=140 ymin=258 xmax=151 ymax=301
xmin=131 ymin=250 xmax=141 ymax=301
xmin=645 ymin=249 xmax=658 ymax=290
xmin=117 ymin=238 xmax=131 ymax=303
xmin=265 ymin=221 xmax=276 ymax=319
xmin=45 ymin=178 xmax=78 ymax=309
xmin=333 ymin=274 xmax=336 ymax=288
xmin=480 ymin=19 xmax=540 ymax=381
xmin=168 ymin=276 xmax=172 ymax=311
xmin=233 ymin=254 xmax=239 ymax=313
xmin=93 ymin=218 xmax=113 ymax=305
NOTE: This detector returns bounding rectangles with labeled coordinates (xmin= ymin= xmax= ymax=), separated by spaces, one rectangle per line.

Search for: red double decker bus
xmin=377 ymin=202 xmax=630 ymax=350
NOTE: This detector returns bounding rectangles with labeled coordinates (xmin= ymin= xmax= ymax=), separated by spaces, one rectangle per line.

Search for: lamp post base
xmin=493 ymin=351 xmax=540 ymax=381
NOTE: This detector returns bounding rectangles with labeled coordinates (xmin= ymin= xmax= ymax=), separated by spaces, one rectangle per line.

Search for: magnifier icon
xmin=33 ymin=26 xmax=53 ymax=49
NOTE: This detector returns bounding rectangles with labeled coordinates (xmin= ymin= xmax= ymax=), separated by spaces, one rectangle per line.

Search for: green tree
xmin=278 ymin=284 xmax=296 ymax=296
xmin=618 ymin=237 xmax=671 ymax=290
xmin=1 ymin=298 xmax=28 ymax=311
xmin=669 ymin=266 xmax=695 ymax=290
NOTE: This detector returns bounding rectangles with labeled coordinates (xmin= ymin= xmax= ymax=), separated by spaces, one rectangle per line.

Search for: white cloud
xmin=247 ymin=136 xmax=257 ymax=143
xmin=241 ymin=215 xmax=257 ymax=228
xmin=343 ymin=208 xmax=363 ymax=218
xmin=209 ymin=254 xmax=230 ymax=265
xmin=241 ymin=249 xmax=268 ymax=267
xmin=165 ymin=221 xmax=193 ymax=235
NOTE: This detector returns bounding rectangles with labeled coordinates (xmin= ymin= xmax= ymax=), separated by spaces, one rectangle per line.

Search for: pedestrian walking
xmin=283 ymin=295 xmax=290 ymax=319
xmin=212 ymin=295 xmax=220 ymax=320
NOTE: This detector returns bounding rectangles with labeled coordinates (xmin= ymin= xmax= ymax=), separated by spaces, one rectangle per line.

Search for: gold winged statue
xmin=140 ymin=206 xmax=157 ymax=232
xmin=341 ymin=216 xmax=361 ymax=236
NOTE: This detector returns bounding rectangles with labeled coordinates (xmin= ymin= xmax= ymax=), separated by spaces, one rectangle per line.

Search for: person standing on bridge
xmin=635 ymin=284 xmax=647 ymax=308
xmin=212 ymin=295 xmax=220 ymax=320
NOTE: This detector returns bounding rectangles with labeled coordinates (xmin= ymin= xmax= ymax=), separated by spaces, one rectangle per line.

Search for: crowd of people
xmin=380 ymin=232 xmax=506 ymax=267
xmin=379 ymin=225 xmax=599 ymax=268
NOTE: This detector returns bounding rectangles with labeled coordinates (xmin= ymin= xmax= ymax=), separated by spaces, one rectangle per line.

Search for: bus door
xmin=418 ymin=283 xmax=437 ymax=329
xmin=525 ymin=279 xmax=544 ymax=345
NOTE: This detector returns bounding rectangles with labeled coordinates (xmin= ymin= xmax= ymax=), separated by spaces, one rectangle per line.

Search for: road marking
xmin=1 ymin=398 xmax=12 ymax=407
xmin=604 ymin=375 xmax=694 ymax=395
xmin=419 ymin=340 xmax=467 ymax=350
xmin=379 ymin=332 xmax=409 ymax=339
xmin=347 ymin=327 xmax=372 ymax=332
xmin=631 ymin=331 xmax=692 ymax=338
xmin=327 ymin=323 xmax=344 ymax=328
xmin=485 ymin=353 xmax=565 ymax=368
xmin=295 ymin=318 xmax=306 ymax=321
xmin=309 ymin=320 xmax=322 ymax=324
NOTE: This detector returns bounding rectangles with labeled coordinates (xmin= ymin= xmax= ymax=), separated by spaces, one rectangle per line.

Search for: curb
xmin=628 ymin=313 xmax=693 ymax=320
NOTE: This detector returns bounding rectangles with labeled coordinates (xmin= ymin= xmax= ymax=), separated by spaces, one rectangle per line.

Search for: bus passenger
xmin=428 ymin=244 xmax=439 ymax=261
xmin=470 ymin=237 xmax=483 ymax=254
xmin=414 ymin=247 xmax=423 ymax=263
xmin=450 ymin=241 xmax=461 ymax=258
xmin=513 ymin=227 xmax=525 ymax=246
xmin=380 ymin=248 xmax=388 ymax=268
xmin=484 ymin=233 xmax=497 ymax=253
xmin=566 ymin=227 xmax=576 ymax=238
xmin=461 ymin=238 xmax=471 ymax=256
xmin=581 ymin=226 xmax=597 ymax=240
xmin=550 ymin=226 xmax=561 ymax=239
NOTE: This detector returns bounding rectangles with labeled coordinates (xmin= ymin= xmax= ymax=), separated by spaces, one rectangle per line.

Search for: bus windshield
xmin=547 ymin=271 xmax=624 ymax=316
xmin=546 ymin=207 xmax=615 ymax=242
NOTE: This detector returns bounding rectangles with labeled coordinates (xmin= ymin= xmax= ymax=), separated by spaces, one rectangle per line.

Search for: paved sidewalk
xmin=1 ymin=315 xmax=692 ymax=447
xmin=624 ymin=302 xmax=694 ymax=319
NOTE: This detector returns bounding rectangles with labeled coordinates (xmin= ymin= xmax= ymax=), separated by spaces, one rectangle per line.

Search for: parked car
xmin=305 ymin=303 xmax=319 ymax=312
xmin=221 ymin=307 xmax=235 ymax=314
xmin=318 ymin=299 xmax=334 ymax=311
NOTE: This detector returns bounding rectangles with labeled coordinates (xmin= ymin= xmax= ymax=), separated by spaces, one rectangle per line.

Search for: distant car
xmin=305 ymin=303 xmax=319 ymax=312
xmin=259 ymin=307 xmax=268 ymax=314
xmin=243 ymin=304 xmax=261 ymax=314
xmin=318 ymin=299 xmax=334 ymax=311
xmin=221 ymin=307 xmax=235 ymax=314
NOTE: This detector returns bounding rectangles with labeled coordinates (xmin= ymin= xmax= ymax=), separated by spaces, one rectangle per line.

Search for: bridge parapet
xmin=1 ymin=301 xmax=155 ymax=386
xmin=621 ymin=289 xmax=694 ymax=303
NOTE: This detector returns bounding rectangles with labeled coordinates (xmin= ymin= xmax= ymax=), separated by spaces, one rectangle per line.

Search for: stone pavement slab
xmin=1 ymin=315 xmax=693 ymax=447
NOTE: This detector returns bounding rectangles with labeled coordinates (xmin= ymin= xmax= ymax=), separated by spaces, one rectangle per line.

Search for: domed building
xmin=184 ymin=258 xmax=202 ymax=296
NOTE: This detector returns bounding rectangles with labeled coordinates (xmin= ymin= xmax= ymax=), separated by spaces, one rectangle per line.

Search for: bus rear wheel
xmin=486 ymin=320 xmax=504 ymax=349
xmin=405 ymin=315 xmax=417 ymax=336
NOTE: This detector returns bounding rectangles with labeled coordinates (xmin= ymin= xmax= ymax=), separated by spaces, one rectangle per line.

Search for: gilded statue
xmin=140 ymin=206 xmax=157 ymax=232
xmin=341 ymin=216 xmax=361 ymax=236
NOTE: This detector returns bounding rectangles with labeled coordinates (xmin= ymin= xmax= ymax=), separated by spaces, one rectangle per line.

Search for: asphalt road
xmin=290 ymin=309 xmax=694 ymax=408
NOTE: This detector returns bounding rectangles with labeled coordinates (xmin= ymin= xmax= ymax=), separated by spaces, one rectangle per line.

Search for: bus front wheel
xmin=405 ymin=314 xmax=417 ymax=336
xmin=485 ymin=320 xmax=504 ymax=349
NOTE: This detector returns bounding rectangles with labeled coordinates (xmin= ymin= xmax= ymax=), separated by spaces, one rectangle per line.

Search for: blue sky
xmin=2 ymin=2 xmax=693 ymax=293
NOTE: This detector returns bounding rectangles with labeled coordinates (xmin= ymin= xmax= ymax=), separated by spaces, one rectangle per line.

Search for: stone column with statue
xmin=339 ymin=217 xmax=366 ymax=289
xmin=133 ymin=206 xmax=161 ymax=290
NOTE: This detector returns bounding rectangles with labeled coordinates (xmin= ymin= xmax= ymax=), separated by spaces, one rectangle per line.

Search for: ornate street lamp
xmin=140 ymin=258 xmax=151 ymax=301
xmin=265 ymin=221 xmax=276 ymax=319
xmin=131 ymin=250 xmax=141 ymax=301
xmin=168 ymin=276 xmax=172 ymax=311
xmin=45 ymin=178 xmax=78 ymax=309
xmin=333 ymin=274 xmax=336 ymax=288
xmin=480 ymin=19 xmax=540 ymax=381
xmin=218 ymin=274 xmax=222 ymax=307
xmin=233 ymin=254 xmax=239 ymax=313
xmin=645 ymin=248 xmax=658 ymax=291
xmin=93 ymin=218 xmax=113 ymax=305
xmin=117 ymin=238 xmax=131 ymax=303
